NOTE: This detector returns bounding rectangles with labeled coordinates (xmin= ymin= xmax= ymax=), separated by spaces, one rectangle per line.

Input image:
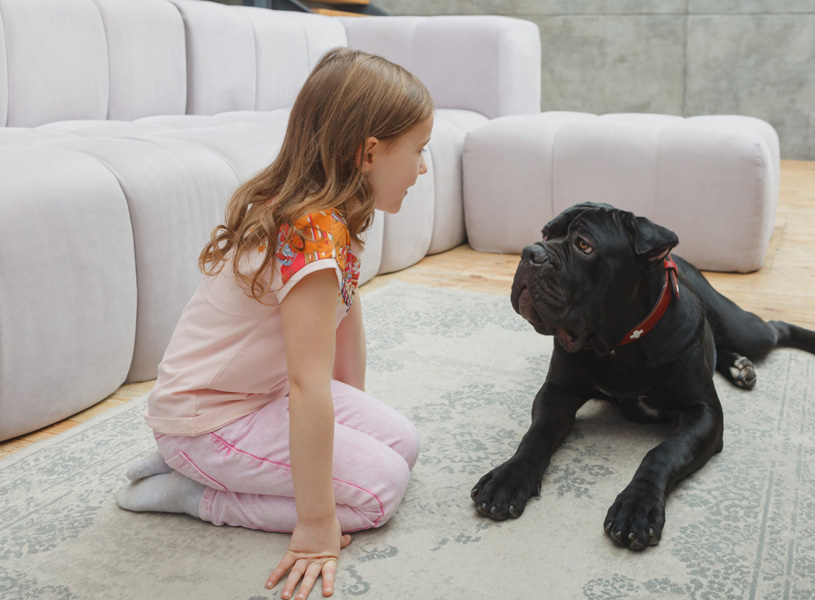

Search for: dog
xmin=470 ymin=202 xmax=815 ymax=550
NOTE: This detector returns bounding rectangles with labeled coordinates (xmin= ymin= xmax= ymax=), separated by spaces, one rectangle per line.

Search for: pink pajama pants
xmin=153 ymin=380 xmax=420 ymax=533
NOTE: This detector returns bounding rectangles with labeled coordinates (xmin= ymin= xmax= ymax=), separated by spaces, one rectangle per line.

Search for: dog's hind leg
xmin=715 ymin=350 xmax=757 ymax=390
xmin=713 ymin=321 xmax=815 ymax=389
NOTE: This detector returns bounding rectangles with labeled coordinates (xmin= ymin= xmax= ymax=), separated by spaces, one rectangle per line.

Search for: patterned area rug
xmin=2 ymin=281 xmax=813 ymax=600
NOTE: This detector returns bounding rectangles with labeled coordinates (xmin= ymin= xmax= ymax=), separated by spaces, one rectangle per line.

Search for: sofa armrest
xmin=341 ymin=16 xmax=541 ymax=119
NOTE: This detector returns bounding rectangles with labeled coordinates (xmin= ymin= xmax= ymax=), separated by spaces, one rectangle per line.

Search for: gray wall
xmin=375 ymin=0 xmax=815 ymax=160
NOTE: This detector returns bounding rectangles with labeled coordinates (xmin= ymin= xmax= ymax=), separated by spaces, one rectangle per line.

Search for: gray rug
xmin=2 ymin=282 xmax=814 ymax=600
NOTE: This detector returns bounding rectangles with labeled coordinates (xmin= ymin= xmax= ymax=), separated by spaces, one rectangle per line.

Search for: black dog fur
xmin=470 ymin=202 xmax=815 ymax=550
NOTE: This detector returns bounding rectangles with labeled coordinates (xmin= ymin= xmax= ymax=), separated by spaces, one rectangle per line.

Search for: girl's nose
xmin=419 ymin=152 xmax=428 ymax=175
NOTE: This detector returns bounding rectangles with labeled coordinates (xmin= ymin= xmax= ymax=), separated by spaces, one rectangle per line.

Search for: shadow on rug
xmin=2 ymin=281 xmax=813 ymax=600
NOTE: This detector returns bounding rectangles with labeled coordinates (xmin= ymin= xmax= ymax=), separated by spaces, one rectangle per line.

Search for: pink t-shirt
xmin=144 ymin=209 xmax=361 ymax=436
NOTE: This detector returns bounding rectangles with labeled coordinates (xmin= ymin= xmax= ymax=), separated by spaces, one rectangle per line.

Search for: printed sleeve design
xmin=273 ymin=210 xmax=360 ymax=307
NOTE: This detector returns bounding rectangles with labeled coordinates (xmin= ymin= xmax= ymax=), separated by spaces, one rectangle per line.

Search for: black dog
xmin=470 ymin=202 xmax=815 ymax=550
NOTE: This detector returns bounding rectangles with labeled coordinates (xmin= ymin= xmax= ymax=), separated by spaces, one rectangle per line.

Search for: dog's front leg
xmin=471 ymin=381 xmax=588 ymax=520
xmin=604 ymin=397 xmax=724 ymax=550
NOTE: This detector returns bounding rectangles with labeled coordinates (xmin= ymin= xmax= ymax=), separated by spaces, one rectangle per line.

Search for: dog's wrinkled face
xmin=511 ymin=203 xmax=678 ymax=354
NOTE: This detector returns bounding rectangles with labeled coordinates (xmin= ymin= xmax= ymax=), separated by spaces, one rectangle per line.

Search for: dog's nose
xmin=521 ymin=243 xmax=548 ymax=265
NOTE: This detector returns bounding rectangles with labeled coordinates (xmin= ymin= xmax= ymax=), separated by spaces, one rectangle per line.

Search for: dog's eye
xmin=575 ymin=237 xmax=594 ymax=254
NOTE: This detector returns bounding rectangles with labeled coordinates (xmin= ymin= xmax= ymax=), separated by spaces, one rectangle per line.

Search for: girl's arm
xmin=332 ymin=293 xmax=366 ymax=391
xmin=266 ymin=269 xmax=351 ymax=600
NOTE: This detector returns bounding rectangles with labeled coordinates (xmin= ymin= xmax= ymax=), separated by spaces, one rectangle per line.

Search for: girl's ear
xmin=360 ymin=136 xmax=380 ymax=173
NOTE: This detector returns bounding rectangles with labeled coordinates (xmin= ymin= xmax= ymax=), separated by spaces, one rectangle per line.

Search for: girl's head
xmin=200 ymin=47 xmax=435 ymax=299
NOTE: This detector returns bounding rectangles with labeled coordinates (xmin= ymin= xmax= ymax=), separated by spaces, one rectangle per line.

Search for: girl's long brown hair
xmin=199 ymin=47 xmax=434 ymax=301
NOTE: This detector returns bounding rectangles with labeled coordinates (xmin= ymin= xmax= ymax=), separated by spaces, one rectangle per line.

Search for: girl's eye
xmin=575 ymin=237 xmax=593 ymax=254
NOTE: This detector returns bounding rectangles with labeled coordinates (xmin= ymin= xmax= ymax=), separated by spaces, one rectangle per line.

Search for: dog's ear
xmin=542 ymin=202 xmax=614 ymax=240
xmin=630 ymin=215 xmax=679 ymax=263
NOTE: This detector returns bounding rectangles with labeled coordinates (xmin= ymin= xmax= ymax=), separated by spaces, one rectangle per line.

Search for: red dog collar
xmin=619 ymin=256 xmax=679 ymax=346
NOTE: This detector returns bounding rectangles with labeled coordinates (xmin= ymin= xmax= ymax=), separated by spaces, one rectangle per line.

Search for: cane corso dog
xmin=471 ymin=202 xmax=815 ymax=550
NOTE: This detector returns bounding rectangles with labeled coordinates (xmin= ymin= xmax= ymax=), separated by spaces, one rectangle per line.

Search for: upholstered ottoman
xmin=462 ymin=112 xmax=780 ymax=273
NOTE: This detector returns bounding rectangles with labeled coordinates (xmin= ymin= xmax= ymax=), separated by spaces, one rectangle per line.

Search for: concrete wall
xmin=375 ymin=0 xmax=815 ymax=160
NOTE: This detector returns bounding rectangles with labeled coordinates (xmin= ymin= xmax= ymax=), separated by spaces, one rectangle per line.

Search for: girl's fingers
xmin=294 ymin=561 xmax=324 ymax=600
xmin=281 ymin=559 xmax=308 ymax=599
xmin=266 ymin=531 xmax=349 ymax=596
xmin=266 ymin=554 xmax=296 ymax=590
xmin=321 ymin=559 xmax=338 ymax=597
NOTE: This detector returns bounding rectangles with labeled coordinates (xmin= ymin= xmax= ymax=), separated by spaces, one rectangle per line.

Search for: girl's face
xmin=365 ymin=116 xmax=434 ymax=214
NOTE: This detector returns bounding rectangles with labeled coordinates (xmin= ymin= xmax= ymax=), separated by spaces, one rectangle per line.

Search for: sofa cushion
xmin=463 ymin=112 xmax=780 ymax=272
xmin=42 ymin=136 xmax=240 ymax=382
xmin=426 ymin=109 xmax=489 ymax=255
xmin=0 ymin=0 xmax=109 ymax=126
xmin=0 ymin=147 xmax=137 ymax=440
xmin=241 ymin=8 xmax=311 ymax=111
xmin=170 ymin=0 xmax=257 ymax=115
xmin=92 ymin=0 xmax=187 ymax=120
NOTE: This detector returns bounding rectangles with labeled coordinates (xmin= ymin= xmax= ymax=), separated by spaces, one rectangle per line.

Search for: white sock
xmin=116 ymin=471 xmax=205 ymax=518
xmin=126 ymin=451 xmax=173 ymax=481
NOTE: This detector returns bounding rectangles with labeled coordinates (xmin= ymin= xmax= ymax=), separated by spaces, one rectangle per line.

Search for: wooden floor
xmin=1 ymin=160 xmax=813 ymax=459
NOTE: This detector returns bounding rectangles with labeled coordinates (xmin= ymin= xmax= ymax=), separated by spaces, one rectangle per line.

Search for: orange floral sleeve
xmin=272 ymin=210 xmax=360 ymax=307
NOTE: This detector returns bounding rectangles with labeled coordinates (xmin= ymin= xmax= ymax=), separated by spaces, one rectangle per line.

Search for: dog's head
xmin=510 ymin=202 xmax=679 ymax=354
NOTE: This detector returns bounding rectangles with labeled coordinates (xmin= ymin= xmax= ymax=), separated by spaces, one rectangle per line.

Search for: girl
xmin=116 ymin=47 xmax=434 ymax=600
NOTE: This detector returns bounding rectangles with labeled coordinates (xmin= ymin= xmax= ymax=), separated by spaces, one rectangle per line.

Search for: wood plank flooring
xmin=1 ymin=159 xmax=813 ymax=459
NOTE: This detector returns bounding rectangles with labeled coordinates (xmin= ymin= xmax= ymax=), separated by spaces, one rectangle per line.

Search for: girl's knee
xmin=393 ymin=418 xmax=420 ymax=471
xmin=373 ymin=455 xmax=412 ymax=528
xmin=336 ymin=445 xmax=412 ymax=531
xmin=331 ymin=380 xmax=420 ymax=468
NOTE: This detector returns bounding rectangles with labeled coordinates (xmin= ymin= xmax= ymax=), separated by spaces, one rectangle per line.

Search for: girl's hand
xmin=266 ymin=518 xmax=353 ymax=599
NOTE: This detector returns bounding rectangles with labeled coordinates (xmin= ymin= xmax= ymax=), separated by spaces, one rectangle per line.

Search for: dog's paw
xmin=470 ymin=459 xmax=541 ymax=521
xmin=729 ymin=356 xmax=757 ymax=390
xmin=603 ymin=483 xmax=666 ymax=550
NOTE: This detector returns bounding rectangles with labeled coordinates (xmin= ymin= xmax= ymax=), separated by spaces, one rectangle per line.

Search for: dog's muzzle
xmin=512 ymin=242 xmax=590 ymax=352
xmin=521 ymin=243 xmax=548 ymax=266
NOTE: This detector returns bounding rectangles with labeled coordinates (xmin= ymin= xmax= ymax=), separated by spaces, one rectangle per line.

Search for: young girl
xmin=116 ymin=47 xmax=434 ymax=600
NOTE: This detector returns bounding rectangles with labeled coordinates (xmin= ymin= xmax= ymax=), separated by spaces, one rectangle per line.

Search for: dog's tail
xmin=770 ymin=321 xmax=815 ymax=355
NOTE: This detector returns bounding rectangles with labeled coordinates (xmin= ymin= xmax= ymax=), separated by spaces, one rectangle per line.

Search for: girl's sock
xmin=116 ymin=471 xmax=205 ymax=518
xmin=126 ymin=451 xmax=173 ymax=481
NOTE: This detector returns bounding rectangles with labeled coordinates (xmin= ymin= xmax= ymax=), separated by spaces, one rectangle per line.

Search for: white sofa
xmin=0 ymin=0 xmax=540 ymax=441
xmin=0 ymin=0 xmax=780 ymax=443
